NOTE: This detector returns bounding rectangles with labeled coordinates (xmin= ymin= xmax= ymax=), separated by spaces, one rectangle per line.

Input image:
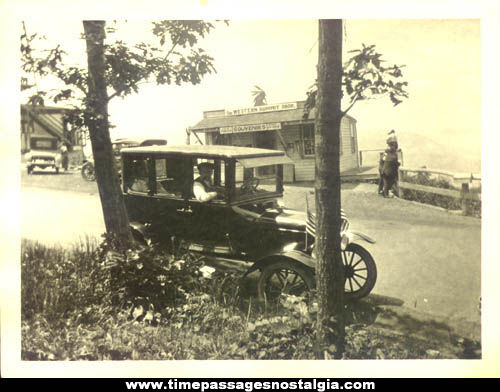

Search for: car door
xmin=184 ymin=158 xmax=236 ymax=255
xmin=147 ymin=156 xmax=193 ymax=242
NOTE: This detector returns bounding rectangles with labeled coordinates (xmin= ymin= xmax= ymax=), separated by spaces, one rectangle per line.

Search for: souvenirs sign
xmin=219 ymin=122 xmax=282 ymax=134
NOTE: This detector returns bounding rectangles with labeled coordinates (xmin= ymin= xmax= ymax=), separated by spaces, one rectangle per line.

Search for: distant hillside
xmin=358 ymin=130 xmax=481 ymax=174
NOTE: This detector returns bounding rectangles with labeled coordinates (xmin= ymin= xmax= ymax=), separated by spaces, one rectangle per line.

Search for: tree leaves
xmin=20 ymin=20 xmax=224 ymax=129
xmin=152 ymin=20 xmax=216 ymax=49
xmin=303 ymin=43 xmax=409 ymax=118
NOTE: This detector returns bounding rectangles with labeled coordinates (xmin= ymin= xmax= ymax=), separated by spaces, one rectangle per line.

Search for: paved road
xmin=21 ymin=186 xmax=105 ymax=246
xmin=21 ymin=181 xmax=481 ymax=330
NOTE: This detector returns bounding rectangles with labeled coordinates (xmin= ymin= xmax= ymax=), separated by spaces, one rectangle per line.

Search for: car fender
xmin=346 ymin=230 xmax=376 ymax=244
xmin=242 ymin=248 xmax=315 ymax=278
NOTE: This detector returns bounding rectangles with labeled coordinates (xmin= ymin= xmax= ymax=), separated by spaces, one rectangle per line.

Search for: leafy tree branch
xmin=304 ymin=43 xmax=408 ymax=119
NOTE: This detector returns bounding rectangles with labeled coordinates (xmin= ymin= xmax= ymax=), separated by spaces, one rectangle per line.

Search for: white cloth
xmin=193 ymin=179 xmax=217 ymax=202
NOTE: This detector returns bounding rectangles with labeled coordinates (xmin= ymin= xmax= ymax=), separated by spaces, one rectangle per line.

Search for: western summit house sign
xmin=224 ymin=102 xmax=298 ymax=116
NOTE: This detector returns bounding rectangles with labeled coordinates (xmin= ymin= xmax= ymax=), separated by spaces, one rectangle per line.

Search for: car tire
xmin=257 ymin=259 xmax=315 ymax=305
xmin=81 ymin=162 xmax=96 ymax=182
xmin=342 ymin=243 xmax=377 ymax=300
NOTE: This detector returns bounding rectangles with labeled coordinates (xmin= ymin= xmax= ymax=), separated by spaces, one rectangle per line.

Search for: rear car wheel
xmin=257 ymin=260 xmax=314 ymax=305
xmin=81 ymin=162 xmax=96 ymax=182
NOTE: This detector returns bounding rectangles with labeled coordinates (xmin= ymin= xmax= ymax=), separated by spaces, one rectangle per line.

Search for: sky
xmin=17 ymin=17 xmax=482 ymax=172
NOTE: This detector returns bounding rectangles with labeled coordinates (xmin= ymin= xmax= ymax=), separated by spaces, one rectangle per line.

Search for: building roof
xmin=190 ymin=101 xmax=356 ymax=133
xmin=21 ymin=104 xmax=72 ymax=141
xmin=121 ymin=144 xmax=287 ymax=159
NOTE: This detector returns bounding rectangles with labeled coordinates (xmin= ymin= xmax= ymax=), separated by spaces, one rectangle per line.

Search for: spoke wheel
xmin=257 ymin=260 xmax=314 ymax=305
xmin=342 ymin=243 xmax=377 ymax=300
xmin=81 ymin=162 xmax=96 ymax=182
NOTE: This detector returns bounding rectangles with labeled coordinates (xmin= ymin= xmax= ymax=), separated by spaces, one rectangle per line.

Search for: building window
xmin=301 ymin=124 xmax=315 ymax=157
xmin=214 ymin=133 xmax=232 ymax=146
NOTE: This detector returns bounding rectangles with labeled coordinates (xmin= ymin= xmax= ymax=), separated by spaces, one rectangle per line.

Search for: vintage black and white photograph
xmin=1 ymin=0 xmax=499 ymax=380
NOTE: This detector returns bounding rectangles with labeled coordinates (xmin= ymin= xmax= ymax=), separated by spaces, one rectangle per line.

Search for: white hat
xmin=386 ymin=130 xmax=398 ymax=144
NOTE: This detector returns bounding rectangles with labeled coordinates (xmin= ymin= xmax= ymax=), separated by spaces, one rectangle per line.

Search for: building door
xmin=255 ymin=131 xmax=275 ymax=150
xmin=255 ymin=131 xmax=276 ymax=176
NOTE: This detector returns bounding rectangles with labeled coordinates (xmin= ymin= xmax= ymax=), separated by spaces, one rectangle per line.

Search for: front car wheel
xmin=342 ymin=243 xmax=377 ymax=300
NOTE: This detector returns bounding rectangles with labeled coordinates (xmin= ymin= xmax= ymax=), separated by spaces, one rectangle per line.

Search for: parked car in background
xmin=81 ymin=138 xmax=167 ymax=181
xmin=120 ymin=144 xmax=378 ymax=303
xmin=24 ymin=137 xmax=62 ymax=174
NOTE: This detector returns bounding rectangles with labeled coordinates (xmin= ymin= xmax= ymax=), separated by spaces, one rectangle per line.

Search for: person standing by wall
xmin=60 ymin=142 xmax=69 ymax=172
xmin=379 ymin=130 xmax=401 ymax=198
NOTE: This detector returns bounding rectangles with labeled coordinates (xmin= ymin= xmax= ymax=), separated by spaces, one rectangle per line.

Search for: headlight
xmin=282 ymin=242 xmax=298 ymax=252
xmin=340 ymin=232 xmax=350 ymax=251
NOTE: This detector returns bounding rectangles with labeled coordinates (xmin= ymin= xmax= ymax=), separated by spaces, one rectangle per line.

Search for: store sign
xmin=220 ymin=122 xmax=282 ymax=134
xmin=224 ymin=102 xmax=297 ymax=116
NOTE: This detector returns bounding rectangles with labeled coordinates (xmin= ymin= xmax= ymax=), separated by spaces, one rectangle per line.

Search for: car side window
xmin=155 ymin=158 xmax=185 ymax=198
xmin=127 ymin=158 xmax=150 ymax=193
xmin=189 ymin=159 xmax=227 ymax=203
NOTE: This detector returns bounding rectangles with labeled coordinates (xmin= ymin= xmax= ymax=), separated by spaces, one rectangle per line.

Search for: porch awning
xmin=237 ymin=155 xmax=294 ymax=168
xmin=191 ymin=106 xmax=315 ymax=132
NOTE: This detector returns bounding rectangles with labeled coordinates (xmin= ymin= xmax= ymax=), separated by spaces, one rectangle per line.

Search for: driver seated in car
xmin=193 ymin=162 xmax=220 ymax=202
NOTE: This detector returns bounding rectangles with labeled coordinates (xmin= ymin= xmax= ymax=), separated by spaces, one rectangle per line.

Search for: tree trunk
xmin=314 ymin=19 xmax=345 ymax=359
xmin=83 ymin=21 xmax=134 ymax=248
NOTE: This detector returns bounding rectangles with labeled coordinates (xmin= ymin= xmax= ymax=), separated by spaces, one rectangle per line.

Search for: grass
xmin=21 ymin=238 xmax=480 ymax=360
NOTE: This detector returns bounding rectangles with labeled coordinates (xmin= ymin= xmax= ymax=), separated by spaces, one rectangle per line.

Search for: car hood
xmin=273 ymin=208 xmax=307 ymax=230
xmin=233 ymin=205 xmax=307 ymax=230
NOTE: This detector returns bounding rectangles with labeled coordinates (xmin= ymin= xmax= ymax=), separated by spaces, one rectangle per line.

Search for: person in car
xmin=129 ymin=160 xmax=150 ymax=193
xmin=193 ymin=162 xmax=219 ymax=202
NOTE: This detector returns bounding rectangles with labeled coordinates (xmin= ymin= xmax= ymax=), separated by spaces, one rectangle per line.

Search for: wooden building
xmin=189 ymin=100 xmax=359 ymax=182
xmin=21 ymin=104 xmax=86 ymax=163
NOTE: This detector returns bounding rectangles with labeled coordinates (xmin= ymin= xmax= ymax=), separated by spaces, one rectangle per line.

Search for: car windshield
xmin=30 ymin=138 xmax=57 ymax=151
xmin=233 ymin=162 xmax=280 ymax=202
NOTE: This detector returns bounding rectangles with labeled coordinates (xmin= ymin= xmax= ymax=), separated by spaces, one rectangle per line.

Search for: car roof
xmin=113 ymin=138 xmax=167 ymax=146
xmin=121 ymin=144 xmax=287 ymax=159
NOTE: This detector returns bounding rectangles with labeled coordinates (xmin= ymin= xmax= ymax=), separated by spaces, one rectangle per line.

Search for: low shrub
xmin=21 ymin=237 xmax=103 ymax=321
xmin=22 ymin=235 xmax=232 ymax=322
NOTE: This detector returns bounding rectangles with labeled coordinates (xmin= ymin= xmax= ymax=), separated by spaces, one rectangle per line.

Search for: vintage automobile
xmin=121 ymin=144 xmax=377 ymax=302
xmin=24 ymin=136 xmax=62 ymax=174
xmin=81 ymin=138 xmax=168 ymax=181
